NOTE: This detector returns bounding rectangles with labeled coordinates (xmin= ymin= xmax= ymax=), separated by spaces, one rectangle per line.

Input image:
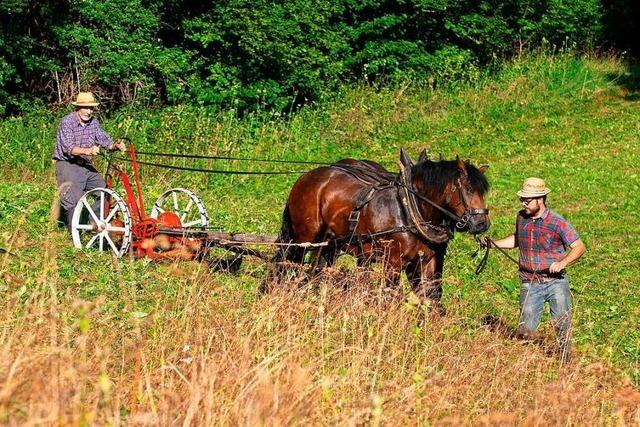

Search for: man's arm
xmin=92 ymin=119 xmax=115 ymax=150
xmin=483 ymin=234 xmax=517 ymax=249
xmin=549 ymin=238 xmax=586 ymax=273
xmin=89 ymin=120 xmax=125 ymax=152
xmin=71 ymin=146 xmax=100 ymax=156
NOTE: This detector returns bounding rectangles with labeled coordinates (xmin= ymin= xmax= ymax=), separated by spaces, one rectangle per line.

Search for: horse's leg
xmin=356 ymin=241 xmax=377 ymax=268
xmin=377 ymin=248 xmax=403 ymax=301
xmin=263 ymin=206 xmax=314 ymax=293
xmin=308 ymin=230 xmax=340 ymax=273
xmin=405 ymin=248 xmax=446 ymax=315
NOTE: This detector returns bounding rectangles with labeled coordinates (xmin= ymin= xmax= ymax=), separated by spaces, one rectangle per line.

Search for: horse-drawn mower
xmin=70 ymin=144 xmax=287 ymax=261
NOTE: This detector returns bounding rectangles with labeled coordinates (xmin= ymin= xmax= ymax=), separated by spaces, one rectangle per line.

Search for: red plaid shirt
xmin=515 ymin=209 xmax=579 ymax=281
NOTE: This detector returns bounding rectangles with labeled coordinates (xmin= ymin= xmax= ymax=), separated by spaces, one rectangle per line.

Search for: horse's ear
xmin=400 ymin=148 xmax=413 ymax=167
xmin=456 ymin=156 xmax=468 ymax=176
xmin=479 ymin=164 xmax=489 ymax=174
xmin=418 ymin=148 xmax=428 ymax=163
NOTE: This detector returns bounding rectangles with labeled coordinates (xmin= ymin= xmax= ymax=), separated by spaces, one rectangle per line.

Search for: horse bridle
xmin=401 ymin=173 xmax=489 ymax=230
xmin=449 ymin=177 xmax=489 ymax=229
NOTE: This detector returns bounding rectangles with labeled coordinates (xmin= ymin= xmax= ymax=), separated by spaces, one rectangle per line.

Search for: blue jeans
xmin=519 ymin=277 xmax=572 ymax=360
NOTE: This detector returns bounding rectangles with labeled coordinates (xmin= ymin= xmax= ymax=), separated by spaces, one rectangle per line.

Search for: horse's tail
xmin=273 ymin=204 xmax=304 ymax=263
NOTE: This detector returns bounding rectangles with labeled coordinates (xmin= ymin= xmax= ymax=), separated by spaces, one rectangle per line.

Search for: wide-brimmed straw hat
xmin=72 ymin=92 xmax=99 ymax=107
xmin=517 ymin=177 xmax=551 ymax=198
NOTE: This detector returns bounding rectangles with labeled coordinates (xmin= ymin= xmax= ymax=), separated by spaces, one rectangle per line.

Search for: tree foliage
xmin=0 ymin=0 xmax=633 ymax=116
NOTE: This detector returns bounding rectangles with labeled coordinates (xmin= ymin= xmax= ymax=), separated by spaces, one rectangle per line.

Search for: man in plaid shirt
xmin=487 ymin=177 xmax=585 ymax=362
xmin=53 ymin=92 xmax=126 ymax=231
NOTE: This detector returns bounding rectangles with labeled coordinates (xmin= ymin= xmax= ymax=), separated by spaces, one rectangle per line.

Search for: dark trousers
xmin=55 ymin=160 xmax=106 ymax=231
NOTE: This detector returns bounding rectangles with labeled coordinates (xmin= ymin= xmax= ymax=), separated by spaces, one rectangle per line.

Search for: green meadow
xmin=0 ymin=53 xmax=638 ymax=423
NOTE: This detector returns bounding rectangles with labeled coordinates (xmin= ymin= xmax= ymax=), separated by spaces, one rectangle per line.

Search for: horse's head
xmin=449 ymin=156 xmax=490 ymax=234
xmin=403 ymin=150 xmax=490 ymax=235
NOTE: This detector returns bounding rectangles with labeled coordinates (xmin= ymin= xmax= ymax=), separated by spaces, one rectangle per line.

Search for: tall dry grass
xmin=1 ymin=53 xmax=639 ymax=425
xmin=1 ymin=237 xmax=638 ymax=426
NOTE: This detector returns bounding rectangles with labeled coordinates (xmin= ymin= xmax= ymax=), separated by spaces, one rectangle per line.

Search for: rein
xmin=472 ymin=236 xmax=519 ymax=274
xmin=130 ymin=150 xmax=329 ymax=165
xmin=400 ymin=183 xmax=462 ymax=223
xmin=111 ymin=155 xmax=307 ymax=175
xmin=107 ymin=145 xmax=327 ymax=175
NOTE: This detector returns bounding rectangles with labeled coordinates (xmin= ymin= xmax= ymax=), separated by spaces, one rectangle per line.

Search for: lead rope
xmin=473 ymin=235 xmax=520 ymax=275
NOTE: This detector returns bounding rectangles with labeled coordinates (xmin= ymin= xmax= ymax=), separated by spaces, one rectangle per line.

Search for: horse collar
xmin=397 ymin=163 xmax=452 ymax=244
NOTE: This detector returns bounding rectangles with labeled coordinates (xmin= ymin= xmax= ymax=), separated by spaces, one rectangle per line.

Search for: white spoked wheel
xmin=150 ymin=188 xmax=209 ymax=228
xmin=71 ymin=188 xmax=132 ymax=257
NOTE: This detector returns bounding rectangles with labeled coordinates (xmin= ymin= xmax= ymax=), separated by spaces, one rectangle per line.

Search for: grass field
xmin=0 ymin=53 xmax=639 ymax=424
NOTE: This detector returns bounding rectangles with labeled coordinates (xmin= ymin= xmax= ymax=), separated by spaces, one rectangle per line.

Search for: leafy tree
xmin=0 ymin=0 xmax=629 ymax=116
xmin=52 ymin=0 xmax=192 ymax=106
xmin=182 ymin=0 xmax=349 ymax=110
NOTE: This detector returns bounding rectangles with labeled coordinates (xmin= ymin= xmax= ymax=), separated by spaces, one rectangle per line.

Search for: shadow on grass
xmin=480 ymin=313 xmax=517 ymax=338
xmin=479 ymin=313 xmax=564 ymax=360
xmin=608 ymin=62 xmax=640 ymax=101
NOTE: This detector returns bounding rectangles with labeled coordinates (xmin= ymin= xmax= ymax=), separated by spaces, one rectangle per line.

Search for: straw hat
xmin=72 ymin=92 xmax=99 ymax=107
xmin=517 ymin=177 xmax=551 ymax=198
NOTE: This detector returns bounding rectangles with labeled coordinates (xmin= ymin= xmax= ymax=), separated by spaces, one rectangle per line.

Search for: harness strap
xmin=347 ymin=187 xmax=375 ymax=234
xmin=400 ymin=176 xmax=462 ymax=223
xmin=332 ymin=224 xmax=420 ymax=248
xmin=330 ymin=161 xmax=454 ymax=247
xmin=398 ymin=163 xmax=451 ymax=244
xmin=330 ymin=162 xmax=396 ymax=186
xmin=330 ymin=162 xmax=397 ymax=241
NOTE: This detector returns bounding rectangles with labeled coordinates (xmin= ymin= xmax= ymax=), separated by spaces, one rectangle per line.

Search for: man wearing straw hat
xmin=485 ymin=177 xmax=585 ymax=362
xmin=52 ymin=92 xmax=126 ymax=231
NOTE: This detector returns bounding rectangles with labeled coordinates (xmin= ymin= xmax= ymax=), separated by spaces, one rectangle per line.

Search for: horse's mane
xmin=412 ymin=160 xmax=489 ymax=195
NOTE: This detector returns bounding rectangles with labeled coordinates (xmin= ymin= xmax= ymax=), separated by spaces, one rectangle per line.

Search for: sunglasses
xmin=519 ymin=197 xmax=540 ymax=205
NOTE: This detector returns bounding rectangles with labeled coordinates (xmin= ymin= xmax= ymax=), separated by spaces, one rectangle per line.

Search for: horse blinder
xmin=454 ymin=178 xmax=489 ymax=229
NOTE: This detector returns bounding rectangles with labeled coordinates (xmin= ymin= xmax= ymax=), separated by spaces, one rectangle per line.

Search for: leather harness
xmin=329 ymin=161 xmax=454 ymax=248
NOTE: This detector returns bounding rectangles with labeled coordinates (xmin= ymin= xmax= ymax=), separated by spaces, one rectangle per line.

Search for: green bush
xmin=0 ymin=0 xmax=625 ymax=115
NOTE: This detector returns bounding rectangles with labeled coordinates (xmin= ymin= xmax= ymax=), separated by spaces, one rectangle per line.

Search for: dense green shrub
xmin=0 ymin=0 xmax=631 ymax=116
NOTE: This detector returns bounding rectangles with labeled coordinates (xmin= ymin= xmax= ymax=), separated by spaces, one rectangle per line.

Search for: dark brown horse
xmin=272 ymin=149 xmax=490 ymax=309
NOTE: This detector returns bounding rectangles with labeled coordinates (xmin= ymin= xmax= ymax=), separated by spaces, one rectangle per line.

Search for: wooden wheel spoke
xmin=82 ymin=199 xmax=100 ymax=225
xmin=100 ymin=192 xmax=105 ymax=221
xmin=86 ymin=233 xmax=99 ymax=249
xmin=103 ymin=233 xmax=119 ymax=254
xmin=172 ymin=191 xmax=179 ymax=212
xmin=75 ymin=224 xmax=94 ymax=231
xmin=181 ymin=199 xmax=194 ymax=223
xmin=104 ymin=204 xmax=120 ymax=224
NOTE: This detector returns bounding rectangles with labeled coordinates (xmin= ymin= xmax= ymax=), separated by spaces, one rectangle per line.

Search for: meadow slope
xmin=0 ymin=54 xmax=639 ymax=424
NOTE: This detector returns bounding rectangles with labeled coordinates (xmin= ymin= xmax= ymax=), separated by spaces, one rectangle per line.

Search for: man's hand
xmin=549 ymin=261 xmax=566 ymax=273
xmin=112 ymin=140 xmax=127 ymax=152
xmin=479 ymin=235 xmax=492 ymax=249
xmin=87 ymin=145 xmax=100 ymax=156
